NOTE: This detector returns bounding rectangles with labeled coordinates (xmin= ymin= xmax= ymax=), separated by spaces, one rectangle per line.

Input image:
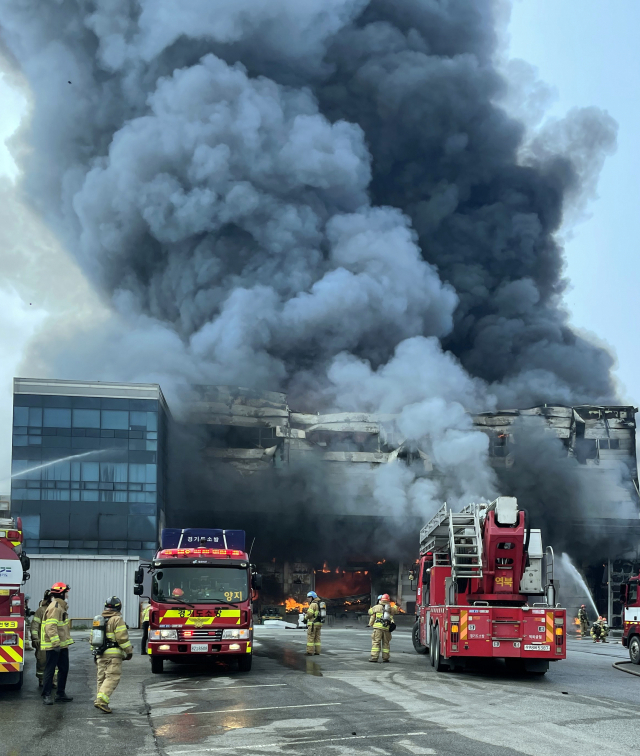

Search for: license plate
xmin=525 ymin=644 xmax=550 ymax=652
xmin=191 ymin=644 xmax=208 ymax=653
xmin=0 ymin=621 xmax=18 ymax=629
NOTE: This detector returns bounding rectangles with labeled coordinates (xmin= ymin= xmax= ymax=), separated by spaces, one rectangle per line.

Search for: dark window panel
xmin=42 ymin=428 xmax=57 ymax=436
xmin=114 ymin=483 xmax=127 ymax=491
xmin=142 ymin=542 xmax=156 ymax=549
xmin=115 ymin=430 xmax=129 ymax=439
xmin=112 ymin=541 xmax=127 ymax=549
xmin=128 ymin=541 xmax=142 ymax=550
xmin=26 ymin=480 xmax=40 ymax=488
xmin=85 ymin=482 xmax=99 ymax=489
xmin=100 ymin=462 xmax=127 ymax=482
xmin=100 ymin=437 xmax=128 ymax=449
xmin=100 ymin=429 xmax=115 ymax=438
xmin=101 ymin=398 xmax=129 ymax=410
xmin=42 ymin=396 xmax=72 ymax=408
xmin=81 ymin=491 xmax=99 ymax=501
xmin=53 ymin=540 xmax=69 ymax=548
xmin=146 ymin=441 xmax=157 ymax=451
xmin=72 ymin=429 xmax=86 ymax=436
xmin=86 ymin=428 xmax=100 ymax=437
xmin=129 ymin=431 xmax=143 ymax=439
xmin=42 ymin=437 xmax=72 ymax=448
xmin=99 ymin=482 xmax=114 ymax=490
xmin=28 ymin=437 xmax=42 ymax=445
xmin=56 ymin=428 xmax=71 ymax=437
xmin=147 ymin=413 xmax=158 ymax=432
xmin=129 ymin=440 xmax=146 ymax=451
xmin=70 ymin=491 xmax=80 ymax=500
xmin=128 ymin=515 xmax=157 ymax=540
xmin=14 ymin=395 xmax=43 ymax=407
xmin=130 ymin=399 xmax=158 ymax=411
xmin=13 ymin=427 xmax=28 ymax=435
xmin=21 ymin=515 xmax=41 ymax=540
xmin=71 ymin=396 xmax=101 ymax=409
xmin=129 ymin=503 xmax=155 ymax=515
xmin=129 ymin=451 xmax=156 ymax=464
xmin=13 ymin=437 xmax=28 ymax=446
xmin=29 ymin=427 xmax=42 ymax=435
xmin=69 ymin=513 xmax=98 ymax=540
xmin=72 ymin=437 xmax=100 ymax=449
xmin=99 ymin=514 xmax=127 ymax=540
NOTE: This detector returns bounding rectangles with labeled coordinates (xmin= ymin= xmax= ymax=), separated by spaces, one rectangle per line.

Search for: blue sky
xmin=0 ymin=1 xmax=638 ymax=490
xmin=508 ymin=0 xmax=640 ymax=404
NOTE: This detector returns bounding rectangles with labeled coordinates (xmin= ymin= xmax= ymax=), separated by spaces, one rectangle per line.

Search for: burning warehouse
xmin=173 ymin=386 xmax=640 ymax=626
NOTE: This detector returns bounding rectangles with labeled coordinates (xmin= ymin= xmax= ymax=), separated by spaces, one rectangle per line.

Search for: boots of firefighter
xmin=94 ymin=701 xmax=112 ymax=714
xmin=55 ymin=691 xmax=73 ymax=702
xmin=42 ymin=695 xmax=53 ymax=706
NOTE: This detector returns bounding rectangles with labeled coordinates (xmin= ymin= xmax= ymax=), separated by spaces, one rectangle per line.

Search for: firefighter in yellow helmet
xmin=305 ymin=592 xmax=323 ymax=655
xmin=94 ymin=596 xmax=133 ymax=714
xmin=41 ymin=582 xmax=73 ymax=705
xmin=368 ymin=594 xmax=398 ymax=662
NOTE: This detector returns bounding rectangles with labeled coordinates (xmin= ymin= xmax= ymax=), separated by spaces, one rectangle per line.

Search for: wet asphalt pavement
xmin=0 ymin=627 xmax=638 ymax=756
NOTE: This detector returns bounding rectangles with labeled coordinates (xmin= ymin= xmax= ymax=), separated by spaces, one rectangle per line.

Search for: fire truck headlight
xmin=222 ymin=629 xmax=250 ymax=640
xmin=150 ymin=629 xmax=177 ymax=641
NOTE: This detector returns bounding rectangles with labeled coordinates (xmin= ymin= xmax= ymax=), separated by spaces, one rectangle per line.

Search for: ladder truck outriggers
xmin=412 ymin=496 xmax=566 ymax=675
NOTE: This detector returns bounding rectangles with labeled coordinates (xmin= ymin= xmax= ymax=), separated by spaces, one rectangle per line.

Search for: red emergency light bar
xmin=157 ymin=548 xmax=245 ymax=559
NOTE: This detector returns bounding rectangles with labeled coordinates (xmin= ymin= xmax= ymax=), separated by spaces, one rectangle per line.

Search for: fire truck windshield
xmin=152 ymin=566 xmax=248 ymax=604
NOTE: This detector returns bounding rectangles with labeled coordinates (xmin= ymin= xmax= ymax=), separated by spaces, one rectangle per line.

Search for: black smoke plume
xmin=0 ymin=1 xmax=626 ymax=562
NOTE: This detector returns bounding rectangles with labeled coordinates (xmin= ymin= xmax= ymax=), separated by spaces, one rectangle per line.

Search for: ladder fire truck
xmin=0 ymin=502 xmax=30 ymax=689
xmin=620 ymin=572 xmax=640 ymax=664
xmin=412 ymin=496 xmax=566 ymax=675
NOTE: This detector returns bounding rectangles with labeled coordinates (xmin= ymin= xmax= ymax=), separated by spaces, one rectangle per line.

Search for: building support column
xmin=607 ymin=558 xmax=613 ymax=625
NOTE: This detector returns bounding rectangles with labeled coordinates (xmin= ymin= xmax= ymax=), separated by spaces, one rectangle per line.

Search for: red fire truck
xmin=0 ymin=506 xmax=30 ymax=689
xmin=135 ymin=528 xmax=261 ymax=674
xmin=412 ymin=497 xmax=566 ymax=675
xmin=620 ymin=573 xmax=640 ymax=664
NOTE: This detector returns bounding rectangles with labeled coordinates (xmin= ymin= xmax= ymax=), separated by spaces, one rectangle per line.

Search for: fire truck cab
xmin=136 ymin=528 xmax=261 ymax=674
xmin=0 ymin=503 xmax=30 ymax=689
xmin=620 ymin=575 xmax=640 ymax=664
xmin=413 ymin=497 xmax=566 ymax=675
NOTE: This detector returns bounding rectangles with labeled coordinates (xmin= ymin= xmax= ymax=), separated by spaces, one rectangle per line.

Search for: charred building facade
xmin=182 ymin=387 xmax=640 ymax=624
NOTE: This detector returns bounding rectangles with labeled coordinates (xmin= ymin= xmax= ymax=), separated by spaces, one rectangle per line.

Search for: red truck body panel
xmin=0 ymin=519 xmax=26 ymax=683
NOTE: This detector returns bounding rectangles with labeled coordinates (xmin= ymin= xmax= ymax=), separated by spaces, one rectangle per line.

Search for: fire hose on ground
xmin=612 ymin=661 xmax=640 ymax=677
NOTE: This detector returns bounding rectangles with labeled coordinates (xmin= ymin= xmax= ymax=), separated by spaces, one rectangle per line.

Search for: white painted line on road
xmin=151 ymin=702 xmax=341 ymax=718
xmin=170 ymin=684 xmax=288 ymax=691
xmin=170 ymin=730 xmax=432 ymax=754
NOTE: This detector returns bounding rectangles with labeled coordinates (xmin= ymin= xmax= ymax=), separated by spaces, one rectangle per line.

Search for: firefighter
xmin=305 ymin=591 xmax=323 ymax=655
xmin=94 ymin=596 xmax=133 ymax=714
xmin=141 ymin=602 xmax=151 ymax=655
xmin=41 ymin=582 xmax=74 ymax=705
xmin=31 ymin=589 xmax=57 ymax=688
xmin=590 ymin=616 xmax=609 ymax=643
xmin=368 ymin=594 xmax=398 ymax=663
xmin=578 ymin=605 xmax=589 ymax=639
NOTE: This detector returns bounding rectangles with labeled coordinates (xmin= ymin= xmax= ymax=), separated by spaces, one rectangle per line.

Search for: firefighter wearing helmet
xmin=305 ymin=591 xmax=323 ymax=655
xmin=591 ymin=615 xmax=610 ymax=644
xmin=368 ymin=594 xmax=398 ymax=663
xmin=94 ymin=597 xmax=133 ymax=714
xmin=577 ymin=605 xmax=589 ymax=639
xmin=41 ymin=582 xmax=73 ymax=705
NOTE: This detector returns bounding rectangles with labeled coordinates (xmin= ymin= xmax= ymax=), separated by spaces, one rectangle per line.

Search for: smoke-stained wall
xmin=0 ymin=2 xmax=626 ymax=565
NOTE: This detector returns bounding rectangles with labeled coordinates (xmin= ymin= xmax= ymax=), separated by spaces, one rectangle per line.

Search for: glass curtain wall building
xmin=11 ymin=378 xmax=169 ymax=559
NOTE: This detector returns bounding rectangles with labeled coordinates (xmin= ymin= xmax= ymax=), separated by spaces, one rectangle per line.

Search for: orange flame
xmin=390 ymin=601 xmax=405 ymax=614
xmin=285 ymin=598 xmax=309 ymax=613
xmin=573 ymin=617 xmax=580 ymax=626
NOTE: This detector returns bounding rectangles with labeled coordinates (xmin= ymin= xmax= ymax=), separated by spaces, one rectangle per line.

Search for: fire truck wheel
xmin=629 ymin=636 xmax=640 ymax=665
xmin=6 ymin=671 xmax=23 ymax=690
xmin=412 ymin=621 xmax=428 ymax=655
xmin=151 ymin=657 xmax=164 ymax=674
xmin=429 ymin=626 xmax=435 ymax=667
xmin=238 ymin=655 xmax=252 ymax=672
xmin=432 ymin=626 xmax=449 ymax=673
